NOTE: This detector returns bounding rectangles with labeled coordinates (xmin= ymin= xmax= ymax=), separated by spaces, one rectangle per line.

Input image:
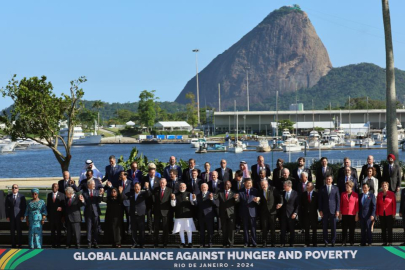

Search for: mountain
xmin=274 ymin=63 xmax=405 ymax=110
xmin=175 ymin=6 xmax=332 ymax=110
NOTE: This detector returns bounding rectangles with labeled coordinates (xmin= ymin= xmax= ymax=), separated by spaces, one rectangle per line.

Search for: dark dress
xmin=102 ymin=195 xmax=124 ymax=246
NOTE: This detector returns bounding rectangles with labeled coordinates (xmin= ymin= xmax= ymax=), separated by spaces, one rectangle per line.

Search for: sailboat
xmin=230 ymin=111 xmax=243 ymax=153
xmin=345 ymin=96 xmax=355 ymax=147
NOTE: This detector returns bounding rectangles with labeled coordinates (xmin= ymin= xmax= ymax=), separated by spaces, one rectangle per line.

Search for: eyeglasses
xmin=12 ymin=187 xmax=18 ymax=189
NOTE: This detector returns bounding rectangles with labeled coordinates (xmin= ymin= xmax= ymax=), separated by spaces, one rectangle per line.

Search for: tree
xmin=138 ymin=90 xmax=157 ymax=131
xmin=92 ymin=100 xmax=105 ymax=130
xmin=0 ymin=75 xmax=86 ymax=172
xmin=382 ymin=0 xmax=399 ymax=161
xmin=77 ymin=108 xmax=97 ymax=129
xmin=277 ymin=119 xmax=295 ymax=132
xmin=185 ymin=92 xmax=198 ymax=129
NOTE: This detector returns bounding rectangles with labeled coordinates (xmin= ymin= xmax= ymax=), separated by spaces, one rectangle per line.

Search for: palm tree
xmin=92 ymin=100 xmax=105 ymax=130
xmin=382 ymin=0 xmax=398 ymax=161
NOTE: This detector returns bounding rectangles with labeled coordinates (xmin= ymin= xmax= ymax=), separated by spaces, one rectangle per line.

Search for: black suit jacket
xmin=382 ymin=163 xmax=401 ymax=192
xmin=58 ymin=179 xmax=79 ymax=193
xmin=186 ymin=178 xmax=204 ymax=195
xmin=46 ymin=192 xmax=65 ymax=221
xmin=5 ymin=193 xmax=26 ymax=219
xmin=337 ymin=176 xmax=359 ymax=194
xmin=280 ymin=190 xmax=299 ymax=219
xmin=292 ymin=167 xmax=313 ymax=183
xmin=251 ymin=164 xmax=271 ymax=182
xmin=259 ymin=186 xmax=283 ymax=216
xmin=122 ymin=190 xmax=151 ymax=216
xmin=359 ymin=164 xmax=382 ymax=183
xmin=215 ymin=167 xmax=233 ymax=182
xmin=315 ymin=166 xmax=333 ymax=190
xmin=337 ymin=167 xmax=358 ymax=181
xmin=65 ymin=196 xmax=85 ymax=223
xmin=167 ymin=179 xmax=183 ymax=194
xmin=182 ymin=168 xmax=201 ymax=185
xmin=300 ymin=190 xmax=318 ymax=221
xmin=195 ymin=192 xmax=218 ymax=219
xmin=153 ymin=187 xmax=173 ymax=216
xmin=83 ymin=190 xmax=102 ymax=218
xmin=273 ymin=176 xmax=295 ymax=192
xmin=231 ymin=180 xmax=245 ymax=193
xmin=103 ymin=164 xmax=124 ymax=187
xmin=208 ymin=180 xmax=224 ymax=194
xmin=217 ymin=190 xmax=237 ymax=219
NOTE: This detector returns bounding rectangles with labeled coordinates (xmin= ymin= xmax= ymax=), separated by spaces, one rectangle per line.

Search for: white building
xmin=153 ymin=121 xmax=192 ymax=131
xmin=126 ymin=121 xmax=136 ymax=126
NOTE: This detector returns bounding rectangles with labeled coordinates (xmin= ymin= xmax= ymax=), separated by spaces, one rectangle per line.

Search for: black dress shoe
xmin=87 ymin=244 xmax=92 ymax=249
xmin=262 ymin=242 xmax=267 ymax=248
xmin=243 ymin=244 xmax=248 ymax=248
xmin=400 ymin=242 xmax=405 ymax=246
xmin=179 ymin=244 xmax=184 ymax=248
xmin=271 ymin=244 xmax=275 ymax=247
xmin=331 ymin=243 xmax=335 ymax=247
xmin=17 ymin=245 xmax=22 ymax=249
xmin=324 ymin=243 xmax=329 ymax=247
xmin=131 ymin=245 xmax=136 ymax=249
xmin=76 ymin=245 xmax=80 ymax=249
xmin=313 ymin=244 xmax=317 ymax=247
xmin=93 ymin=244 xmax=99 ymax=249
xmin=140 ymin=245 xmax=145 ymax=249
xmin=251 ymin=244 xmax=257 ymax=248
xmin=280 ymin=244 xmax=285 ymax=248
xmin=154 ymin=244 xmax=158 ymax=248
xmin=188 ymin=243 xmax=193 ymax=248
xmin=163 ymin=244 xmax=167 ymax=248
xmin=208 ymin=244 xmax=213 ymax=248
xmin=382 ymin=243 xmax=388 ymax=246
xmin=222 ymin=245 xmax=226 ymax=248
xmin=65 ymin=246 xmax=70 ymax=249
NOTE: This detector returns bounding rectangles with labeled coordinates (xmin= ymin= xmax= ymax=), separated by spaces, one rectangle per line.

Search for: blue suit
xmin=5 ymin=193 xmax=26 ymax=247
xmin=119 ymin=179 xmax=134 ymax=233
xmin=319 ymin=185 xmax=340 ymax=244
xmin=359 ymin=193 xmax=376 ymax=245
xmin=238 ymin=188 xmax=259 ymax=246
xmin=127 ymin=169 xmax=143 ymax=184
xmin=83 ymin=189 xmax=101 ymax=245
xmin=103 ymin=164 xmax=124 ymax=187
xmin=163 ymin=165 xmax=182 ymax=181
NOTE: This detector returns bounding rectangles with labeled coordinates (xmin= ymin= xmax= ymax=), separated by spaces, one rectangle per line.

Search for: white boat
xmin=363 ymin=137 xmax=375 ymax=147
xmin=16 ymin=138 xmax=48 ymax=150
xmin=256 ymin=139 xmax=271 ymax=152
xmin=0 ymin=139 xmax=17 ymax=153
xmin=230 ymin=111 xmax=243 ymax=153
xmin=190 ymin=138 xmax=200 ymax=148
xmin=345 ymin=140 xmax=355 ymax=147
xmin=319 ymin=139 xmax=334 ymax=149
xmin=282 ymin=138 xmax=301 ymax=152
xmin=60 ymin=126 xmax=102 ymax=145
xmin=282 ymin=129 xmax=292 ymax=141
xmin=309 ymin=130 xmax=320 ymax=139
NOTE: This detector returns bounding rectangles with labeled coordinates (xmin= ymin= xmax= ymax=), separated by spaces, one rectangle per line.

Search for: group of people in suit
xmin=4 ymin=153 xmax=405 ymax=249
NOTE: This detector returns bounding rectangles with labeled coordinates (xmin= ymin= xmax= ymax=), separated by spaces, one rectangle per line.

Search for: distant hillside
xmin=269 ymin=63 xmax=405 ymax=111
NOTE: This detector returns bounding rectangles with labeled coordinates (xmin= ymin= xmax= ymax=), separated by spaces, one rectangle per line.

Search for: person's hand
xmin=6 ymin=218 xmax=9 ymax=222
xmin=339 ymin=214 xmax=342 ymax=220
xmin=319 ymin=211 xmax=323 ymax=218
xmin=370 ymin=216 xmax=375 ymax=221
xmin=79 ymin=195 xmax=84 ymax=202
xmin=57 ymin=207 xmax=62 ymax=212
xmin=355 ymin=214 xmax=359 ymax=222
xmin=20 ymin=217 xmax=24 ymax=221
xmin=144 ymin=182 xmax=149 ymax=189
xmin=335 ymin=211 xmax=339 ymax=218
xmin=400 ymin=213 xmax=403 ymax=217
xmin=256 ymin=197 xmax=260 ymax=202
xmin=192 ymin=194 xmax=196 ymax=200
xmin=276 ymin=204 xmax=282 ymax=209
xmin=107 ymin=181 xmax=112 ymax=188
xmin=100 ymin=188 xmax=104 ymax=195
xmin=69 ymin=180 xmax=74 ymax=185
xmin=234 ymin=194 xmax=239 ymax=200
xmin=209 ymin=193 xmax=213 ymax=200
xmin=41 ymin=220 xmax=44 ymax=225
xmin=171 ymin=194 xmax=176 ymax=200
xmin=26 ymin=220 xmax=29 ymax=226
xmin=397 ymin=187 xmax=401 ymax=192
xmin=118 ymin=186 xmax=123 ymax=193
xmin=291 ymin=213 xmax=297 ymax=220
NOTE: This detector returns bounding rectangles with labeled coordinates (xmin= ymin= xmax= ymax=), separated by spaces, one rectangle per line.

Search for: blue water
xmin=0 ymin=143 xmax=400 ymax=178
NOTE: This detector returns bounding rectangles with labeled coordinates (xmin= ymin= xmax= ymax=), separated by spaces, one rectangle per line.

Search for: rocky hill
xmin=175 ymin=6 xmax=332 ymax=110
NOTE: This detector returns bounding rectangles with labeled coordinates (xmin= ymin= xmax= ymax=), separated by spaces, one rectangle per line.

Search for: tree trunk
xmin=51 ymin=148 xmax=71 ymax=174
xmin=382 ymin=0 xmax=398 ymax=161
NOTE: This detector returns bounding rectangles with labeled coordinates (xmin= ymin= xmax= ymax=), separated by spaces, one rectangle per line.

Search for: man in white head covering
xmin=79 ymin=160 xmax=103 ymax=182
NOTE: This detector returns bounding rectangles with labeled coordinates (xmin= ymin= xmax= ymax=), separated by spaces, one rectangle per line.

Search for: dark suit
xmin=58 ymin=179 xmax=79 ymax=193
xmin=292 ymin=167 xmax=313 ymax=184
xmin=280 ymin=190 xmax=299 ymax=246
xmin=118 ymin=179 xmax=133 ymax=234
xmin=65 ymin=195 xmax=85 ymax=247
xmin=273 ymin=176 xmax=295 ymax=192
xmin=163 ymin=165 xmax=183 ymax=181
xmin=46 ymin=191 xmax=65 ymax=247
xmin=217 ymin=190 xmax=237 ymax=246
xmin=122 ymin=190 xmax=150 ymax=246
xmin=127 ymin=169 xmax=143 ymax=184
xmin=359 ymin=164 xmax=382 ymax=185
xmin=103 ymin=164 xmax=124 ymax=187
xmin=216 ymin=167 xmax=233 ymax=182
xmin=238 ymin=188 xmax=259 ymax=246
xmin=251 ymin=164 xmax=271 ymax=189
xmin=337 ymin=167 xmax=358 ymax=182
xmin=143 ymin=175 xmax=160 ymax=232
xmin=319 ymin=185 xmax=340 ymax=244
xmin=272 ymin=167 xmax=283 ymax=183
xmin=231 ymin=179 xmax=244 ymax=231
xmin=5 ymin=193 xmax=26 ymax=247
xmin=361 ymin=177 xmax=376 ymax=196
xmin=400 ymin=188 xmax=405 ymax=231
xmin=208 ymin=180 xmax=224 ymax=194
xmin=186 ymin=178 xmax=204 ymax=195
xmin=182 ymin=168 xmax=201 ymax=186
xmin=359 ymin=193 xmax=376 ymax=245
xmin=300 ymin=190 xmax=319 ymax=246
xmin=315 ymin=166 xmax=333 ymax=191
xmin=382 ymin=163 xmax=401 ymax=192
xmin=337 ymin=176 xmax=359 ymax=195
xmin=194 ymin=192 xmax=217 ymax=246
xmin=83 ymin=189 xmax=101 ymax=245
xmin=167 ymin=179 xmax=182 ymax=194
xmin=79 ymin=178 xmax=103 ymax=192
xmin=153 ymin=187 xmax=173 ymax=246
xmin=259 ymin=186 xmax=283 ymax=245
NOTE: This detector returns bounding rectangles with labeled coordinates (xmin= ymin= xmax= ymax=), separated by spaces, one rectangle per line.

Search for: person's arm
xmin=171 ymin=194 xmax=176 ymax=207
xmin=318 ymin=190 xmax=323 ymax=217
xmin=400 ymin=190 xmax=405 ymax=217
xmin=392 ymin=192 xmax=397 ymax=218
xmin=376 ymin=194 xmax=380 ymax=219
xmin=396 ymin=167 xmax=401 ymax=191
xmin=21 ymin=196 xmax=27 ymax=220
xmin=370 ymin=195 xmax=376 ymax=220
xmin=335 ymin=189 xmax=340 ymax=216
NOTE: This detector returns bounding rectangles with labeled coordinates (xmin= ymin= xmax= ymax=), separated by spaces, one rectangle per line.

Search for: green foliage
xmin=138 ymin=90 xmax=157 ymax=131
xmin=117 ymin=147 xmax=188 ymax=175
xmin=314 ymin=126 xmax=325 ymax=132
xmin=277 ymin=119 xmax=295 ymax=132
xmin=186 ymin=92 xmax=198 ymax=128
xmin=77 ymin=108 xmax=97 ymax=129
xmin=0 ymin=75 xmax=86 ymax=172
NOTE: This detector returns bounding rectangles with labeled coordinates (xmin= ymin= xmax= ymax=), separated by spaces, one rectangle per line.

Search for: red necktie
xmin=133 ymin=172 xmax=136 ymax=179
xmin=90 ymin=190 xmax=93 ymax=198
xmin=225 ymin=191 xmax=228 ymax=200
xmin=308 ymin=192 xmax=311 ymax=202
xmin=160 ymin=190 xmax=164 ymax=199
xmin=69 ymin=198 xmax=72 ymax=206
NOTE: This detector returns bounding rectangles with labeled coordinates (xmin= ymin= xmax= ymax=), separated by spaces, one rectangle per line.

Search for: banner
xmin=0 ymin=247 xmax=404 ymax=269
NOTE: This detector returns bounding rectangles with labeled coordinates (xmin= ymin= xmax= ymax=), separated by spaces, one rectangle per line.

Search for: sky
xmin=1 ymin=0 xmax=405 ymax=110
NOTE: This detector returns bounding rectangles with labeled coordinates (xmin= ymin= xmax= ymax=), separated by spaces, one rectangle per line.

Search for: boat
xmin=345 ymin=140 xmax=355 ymax=147
xmin=256 ymin=139 xmax=271 ymax=152
xmin=298 ymin=139 xmax=309 ymax=150
xmin=282 ymin=129 xmax=292 ymax=141
xmin=16 ymin=138 xmax=48 ymax=149
xmin=363 ymin=137 xmax=375 ymax=147
xmin=190 ymin=138 xmax=200 ymax=148
xmin=382 ymin=119 xmax=405 ymax=142
xmin=59 ymin=126 xmax=102 ymax=145
xmin=355 ymin=132 xmax=366 ymax=145
xmin=319 ymin=139 xmax=334 ymax=149
xmin=282 ymin=138 xmax=301 ymax=152
xmin=0 ymin=139 xmax=17 ymax=153
xmin=229 ymin=111 xmax=243 ymax=153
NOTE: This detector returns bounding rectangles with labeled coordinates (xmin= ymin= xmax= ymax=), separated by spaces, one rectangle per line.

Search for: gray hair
xmin=87 ymin=179 xmax=95 ymax=186
xmin=65 ymin=187 xmax=74 ymax=195
xmin=260 ymin=180 xmax=269 ymax=186
xmin=201 ymin=183 xmax=208 ymax=188
xmin=212 ymin=171 xmax=218 ymax=176
xmin=300 ymin=171 xmax=308 ymax=178
xmin=284 ymin=180 xmax=292 ymax=187
xmin=259 ymin=169 xmax=267 ymax=175
xmin=282 ymin=168 xmax=290 ymax=174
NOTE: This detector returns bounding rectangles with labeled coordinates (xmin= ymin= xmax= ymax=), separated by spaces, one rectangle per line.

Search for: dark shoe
xmin=154 ymin=244 xmax=158 ymax=248
xmin=289 ymin=244 xmax=293 ymax=247
xmin=388 ymin=243 xmax=392 ymax=246
xmin=304 ymin=244 xmax=309 ymax=247
xmin=93 ymin=244 xmax=99 ymax=249
xmin=87 ymin=244 xmax=91 ymax=249
xmin=271 ymin=244 xmax=275 ymax=247
xmin=179 ymin=243 xmax=184 ymax=248
xmin=163 ymin=244 xmax=167 ymax=248
xmin=230 ymin=245 xmax=234 ymax=248
xmin=280 ymin=244 xmax=285 ymax=248
xmin=65 ymin=246 xmax=70 ymax=249
xmin=188 ymin=243 xmax=193 ymax=248
xmin=324 ymin=243 xmax=329 ymax=247
xmin=222 ymin=245 xmax=226 ymax=248
xmin=208 ymin=244 xmax=213 ymax=248
xmin=313 ymin=244 xmax=318 ymax=247
xmin=17 ymin=245 xmax=22 ymax=249
xmin=11 ymin=245 xmax=16 ymax=248
xmin=382 ymin=243 xmax=388 ymax=246
xmin=400 ymin=242 xmax=405 ymax=246
xmin=131 ymin=245 xmax=136 ymax=249
xmin=262 ymin=242 xmax=267 ymax=248
xmin=244 ymin=244 xmax=248 ymax=248
xmin=76 ymin=245 xmax=80 ymax=249
xmin=140 ymin=245 xmax=145 ymax=249
xmin=331 ymin=243 xmax=335 ymax=247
